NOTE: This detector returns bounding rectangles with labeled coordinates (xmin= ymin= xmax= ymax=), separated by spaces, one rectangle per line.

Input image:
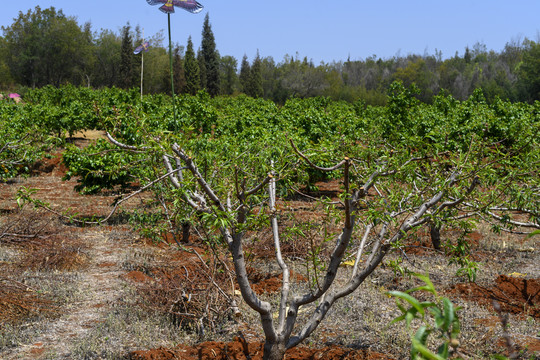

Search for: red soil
xmin=129 ymin=337 xmax=393 ymax=360
xmin=448 ymin=274 xmax=540 ymax=318
xmin=124 ymin=270 xmax=154 ymax=283
xmin=248 ymin=267 xmax=307 ymax=295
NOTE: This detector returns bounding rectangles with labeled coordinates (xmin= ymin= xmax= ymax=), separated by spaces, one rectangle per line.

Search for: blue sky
xmin=1 ymin=1 xmax=539 ymax=64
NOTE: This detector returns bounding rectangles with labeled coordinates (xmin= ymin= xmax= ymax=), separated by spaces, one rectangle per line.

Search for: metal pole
xmin=168 ymin=13 xmax=176 ymax=123
xmin=140 ymin=30 xmax=144 ymax=100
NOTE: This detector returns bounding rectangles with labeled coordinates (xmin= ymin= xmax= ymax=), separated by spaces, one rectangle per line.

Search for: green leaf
xmin=396 ymin=302 xmax=408 ymax=314
xmin=413 ymin=325 xmax=431 ymax=345
xmin=411 ymin=337 xmax=446 ymax=360
xmin=429 ymin=307 xmax=445 ymax=329
xmin=442 ymin=297 xmax=455 ymax=332
xmin=389 ymin=313 xmax=407 ymax=326
xmin=437 ymin=342 xmax=449 ymax=358
xmin=386 ymin=291 xmax=426 ymax=317
xmin=451 ymin=314 xmax=461 ymax=339
xmin=490 ymin=355 xmax=509 ymax=360
xmin=527 ymin=229 xmax=540 ymax=238
xmin=407 ymin=273 xmax=437 ymax=296
xmin=405 ymin=311 xmax=416 ymax=328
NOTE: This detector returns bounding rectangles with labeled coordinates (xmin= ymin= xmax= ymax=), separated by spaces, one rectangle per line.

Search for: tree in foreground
xmin=103 ymin=125 xmax=537 ymax=360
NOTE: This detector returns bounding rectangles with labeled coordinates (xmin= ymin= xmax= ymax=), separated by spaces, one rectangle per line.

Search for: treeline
xmin=1 ymin=6 xmax=540 ymax=104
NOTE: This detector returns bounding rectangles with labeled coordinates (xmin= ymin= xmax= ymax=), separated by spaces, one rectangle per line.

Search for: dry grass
xmin=20 ymin=237 xmax=89 ymax=271
xmin=0 ymin=278 xmax=57 ymax=325
xmin=51 ymin=292 xmax=193 ymax=360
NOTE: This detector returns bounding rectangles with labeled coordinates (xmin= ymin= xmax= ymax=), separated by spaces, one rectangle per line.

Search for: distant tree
xmin=248 ymin=50 xmax=264 ymax=97
xmin=197 ymin=48 xmax=207 ymax=90
xmin=2 ymin=6 xmax=91 ymax=87
xmin=142 ymin=30 xmax=169 ymax=94
xmin=393 ymin=58 xmax=437 ymax=102
xmin=501 ymin=37 xmax=524 ymax=71
xmin=280 ymin=55 xmax=328 ymax=98
xmin=172 ymin=45 xmax=186 ymax=95
xmin=0 ymin=36 xmax=14 ymax=88
xmin=92 ymin=29 xmax=122 ymax=88
xmin=201 ymin=13 xmax=220 ymax=96
xmin=80 ymin=21 xmax=96 ymax=87
xmin=239 ymin=54 xmax=251 ymax=94
xmin=259 ymin=56 xmax=282 ymax=101
xmin=219 ymin=55 xmax=238 ymax=95
xmin=184 ymin=36 xmax=200 ymax=95
xmin=519 ymin=39 xmax=540 ymax=102
xmin=119 ymin=24 xmax=134 ymax=89
xmin=464 ymin=46 xmax=472 ymax=64
xmin=0 ymin=6 xmax=533 ymax=103
xmin=472 ymin=42 xmax=488 ymax=63
xmin=439 ymin=57 xmax=462 ymax=94
xmin=131 ymin=24 xmax=143 ymax=88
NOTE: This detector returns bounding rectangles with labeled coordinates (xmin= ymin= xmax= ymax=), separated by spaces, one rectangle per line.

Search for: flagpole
xmin=140 ymin=30 xmax=144 ymax=100
xmin=168 ymin=13 xmax=176 ymax=123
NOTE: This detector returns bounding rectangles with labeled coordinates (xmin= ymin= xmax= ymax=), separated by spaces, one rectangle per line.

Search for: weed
xmin=387 ymin=273 xmax=463 ymax=359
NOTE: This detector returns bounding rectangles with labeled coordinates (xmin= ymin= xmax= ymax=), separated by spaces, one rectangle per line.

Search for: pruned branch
xmin=244 ymin=174 xmax=272 ymax=198
xmin=486 ymin=210 xmax=540 ymax=230
xmin=351 ymin=223 xmax=373 ymax=279
xmin=24 ymin=166 xmax=184 ymax=225
xmin=172 ymin=143 xmax=225 ymax=212
xmin=290 ymin=139 xmax=347 ymax=171
xmin=268 ymin=171 xmax=290 ymax=333
xmin=106 ymin=131 xmax=150 ymax=151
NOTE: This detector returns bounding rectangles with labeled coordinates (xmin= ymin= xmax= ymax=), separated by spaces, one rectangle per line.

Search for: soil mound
xmin=30 ymin=153 xmax=67 ymax=176
xmin=448 ymin=274 xmax=539 ymax=318
xmin=248 ymin=267 xmax=307 ymax=295
xmin=129 ymin=337 xmax=392 ymax=360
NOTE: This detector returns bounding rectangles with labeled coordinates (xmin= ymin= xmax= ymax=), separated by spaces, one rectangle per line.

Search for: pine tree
xmin=184 ymin=36 xmax=200 ymax=95
xmin=239 ymin=54 xmax=251 ymax=94
xmin=197 ymin=48 xmax=207 ymax=90
xmin=249 ymin=50 xmax=263 ymax=98
xmin=201 ymin=13 xmax=220 ymax=96
xmin=119 ymin=23 xmax=134 ymax=89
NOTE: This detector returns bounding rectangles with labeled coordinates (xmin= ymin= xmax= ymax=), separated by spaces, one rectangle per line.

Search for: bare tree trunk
xmin=430 ymin=223 xmax=441 ymax=250
xmin=181 ymin=221 xmax=190 ymax=243
xmin=263 ymin=341 xmax=287 ymax=360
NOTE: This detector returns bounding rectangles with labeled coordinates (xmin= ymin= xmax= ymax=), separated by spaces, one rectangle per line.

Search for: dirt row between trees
xmin=2 ymin=230 xmax=128 ymax=359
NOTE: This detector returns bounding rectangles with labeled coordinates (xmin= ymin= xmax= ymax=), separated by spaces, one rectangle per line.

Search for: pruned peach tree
xmin=0 ymin=100 xmax=51 ymax=180
xmin=103 ymin=123 xmax=537 ymax=360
